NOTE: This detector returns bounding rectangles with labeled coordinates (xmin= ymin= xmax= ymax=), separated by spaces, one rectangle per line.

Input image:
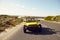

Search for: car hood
xmin=25 ymin=22 xmax=39 ymax=25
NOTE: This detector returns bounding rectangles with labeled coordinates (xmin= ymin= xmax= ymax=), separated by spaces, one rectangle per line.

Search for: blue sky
xmin=0 ymin=0 xmax=60 ymax=16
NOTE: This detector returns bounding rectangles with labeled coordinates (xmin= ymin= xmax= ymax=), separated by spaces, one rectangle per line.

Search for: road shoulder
xmin=0 ymin=22 xmax=23 ymax=40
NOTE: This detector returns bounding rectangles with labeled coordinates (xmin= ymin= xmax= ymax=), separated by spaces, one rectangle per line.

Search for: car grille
xmin=28 ymin=25 xmax=38 ymax=27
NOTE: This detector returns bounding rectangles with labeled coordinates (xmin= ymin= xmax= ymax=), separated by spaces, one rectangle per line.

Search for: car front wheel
xmin=38 ymin=24 xmax=42 ymax=32
xmin=23 ymin=25 xmax=27 ymax=33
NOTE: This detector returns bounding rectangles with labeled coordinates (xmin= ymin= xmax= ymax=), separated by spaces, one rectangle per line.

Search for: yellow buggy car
xmin=23 ymin=18 xmax=42 ymax=33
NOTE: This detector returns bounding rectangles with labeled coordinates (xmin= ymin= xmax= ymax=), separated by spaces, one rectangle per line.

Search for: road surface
xmin=4 ymin=20 xmax=60 ymax=40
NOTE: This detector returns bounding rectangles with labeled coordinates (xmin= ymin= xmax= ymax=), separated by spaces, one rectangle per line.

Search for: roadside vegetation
xmin=44 ymin=16 xmax=55 ymax=21
xmin=55 ymin=16 xmax=60 ymax=22
xmin=0 ymin=15 xmax=23 ymax=31
xmin=44 ymin=15 xmax=60 ymax=22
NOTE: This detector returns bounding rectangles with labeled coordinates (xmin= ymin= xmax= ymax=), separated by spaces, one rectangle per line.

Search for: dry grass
xmin=0 ymin=15 xmax=23 ymax=31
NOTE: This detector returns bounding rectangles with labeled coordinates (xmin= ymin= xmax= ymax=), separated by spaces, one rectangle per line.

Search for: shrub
xmin=55 ymin=16 xmax=60 ymax=22
xmin=44 ymin=16 xmax=55 ymax=21
xmin=0 ymin=15 xmax=23 ymax=31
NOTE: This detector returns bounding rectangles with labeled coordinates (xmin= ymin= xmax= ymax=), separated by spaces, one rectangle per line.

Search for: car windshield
xmin=26 ymin=18 xmax=36 ymax=22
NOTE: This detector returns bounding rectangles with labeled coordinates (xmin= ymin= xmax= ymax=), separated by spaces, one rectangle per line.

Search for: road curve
xmin=4 ymin=20 xmax=60 ymax=40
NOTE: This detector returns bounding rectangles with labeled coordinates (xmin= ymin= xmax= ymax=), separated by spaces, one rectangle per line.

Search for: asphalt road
xmin=4 ymin=20 xmax=60 ymax=40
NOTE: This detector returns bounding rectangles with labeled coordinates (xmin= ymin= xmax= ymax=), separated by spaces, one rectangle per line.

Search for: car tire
xmin=23 ymin=25 xmax=27 ymax=33
xmin=38 ymin=24 xmax=42 ymax=32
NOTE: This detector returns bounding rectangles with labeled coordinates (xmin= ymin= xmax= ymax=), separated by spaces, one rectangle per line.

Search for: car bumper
xmin=26 ymin=25 xmax=41 ymax=31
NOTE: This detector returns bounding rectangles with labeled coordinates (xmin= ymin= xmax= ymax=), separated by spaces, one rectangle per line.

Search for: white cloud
xmin=32 ymin=8 xmax=37 ymax=10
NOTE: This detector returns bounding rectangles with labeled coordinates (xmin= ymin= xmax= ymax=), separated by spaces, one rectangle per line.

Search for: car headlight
xmin=26 ymin=24 xmax=29 ymax=26
xmin=25 ymin=23 xmax=29 ymax=26
xmin=38 ymin=23 xmax=41 ymax=25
